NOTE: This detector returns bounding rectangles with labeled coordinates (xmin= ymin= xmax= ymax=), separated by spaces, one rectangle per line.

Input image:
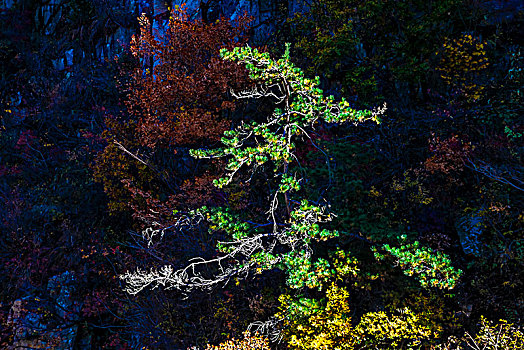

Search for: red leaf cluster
xmin=94 ymin=8 xmax=253 ymax=223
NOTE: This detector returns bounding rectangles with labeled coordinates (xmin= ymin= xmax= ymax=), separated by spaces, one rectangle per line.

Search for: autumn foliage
xmin=93 ymin=8 xmax=252 ymax=219
xmin=127 ymin=10 xmax=252 ymax=148
xmin=1 ymin=0 xmax=523 ymax=349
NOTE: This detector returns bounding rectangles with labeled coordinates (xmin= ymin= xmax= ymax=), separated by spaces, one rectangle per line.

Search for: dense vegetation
xmin=1 ymin=0 xmax=522 ymax=349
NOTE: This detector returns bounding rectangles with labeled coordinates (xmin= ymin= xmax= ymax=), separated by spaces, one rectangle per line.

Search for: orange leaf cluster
xmin=94 ymin=9 xmax=253 ymax=219
xmin=127 ymin=8 xmax=253 ymax=148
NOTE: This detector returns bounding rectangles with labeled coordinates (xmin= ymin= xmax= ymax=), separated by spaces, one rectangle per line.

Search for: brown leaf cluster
xmin=94 ymin=9 xmax=253 ymax=220
xmin=127 ymin=8 xmax=253 ymax=148
xmin=424 ymin=134 xmax=472 ymax=175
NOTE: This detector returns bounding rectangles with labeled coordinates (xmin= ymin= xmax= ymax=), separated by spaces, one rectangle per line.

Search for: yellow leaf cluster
xmin=205 ymin=331 xmax=270 ymax=350
xmin=436 ymin=34 xmax=489 ymax=102
xmin=282 ymin=283 xmax=356 ymax=350
xmin=279 ymin=283 xmax=436 ymax=349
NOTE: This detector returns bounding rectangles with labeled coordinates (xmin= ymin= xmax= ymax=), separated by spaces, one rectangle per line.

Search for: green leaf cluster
xmin=374 ymin=236 xmax=462 ymax=290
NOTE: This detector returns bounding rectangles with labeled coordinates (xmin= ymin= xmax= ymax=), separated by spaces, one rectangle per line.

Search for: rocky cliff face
xmin=6 ymin=272 xmax=86 ymax=350
xmin=1 ymin=0 xmax=308 ymax=70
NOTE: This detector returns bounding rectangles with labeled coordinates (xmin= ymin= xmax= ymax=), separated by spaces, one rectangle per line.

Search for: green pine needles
xmin=121 ymin=44 xmax=385 ymax=294
xmin=373 ymin=235 xmax=462 ymax=290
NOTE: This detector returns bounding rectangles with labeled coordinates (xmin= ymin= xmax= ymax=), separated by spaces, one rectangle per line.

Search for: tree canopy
xmin=1 ymin=1 xmax=522 ymax=349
